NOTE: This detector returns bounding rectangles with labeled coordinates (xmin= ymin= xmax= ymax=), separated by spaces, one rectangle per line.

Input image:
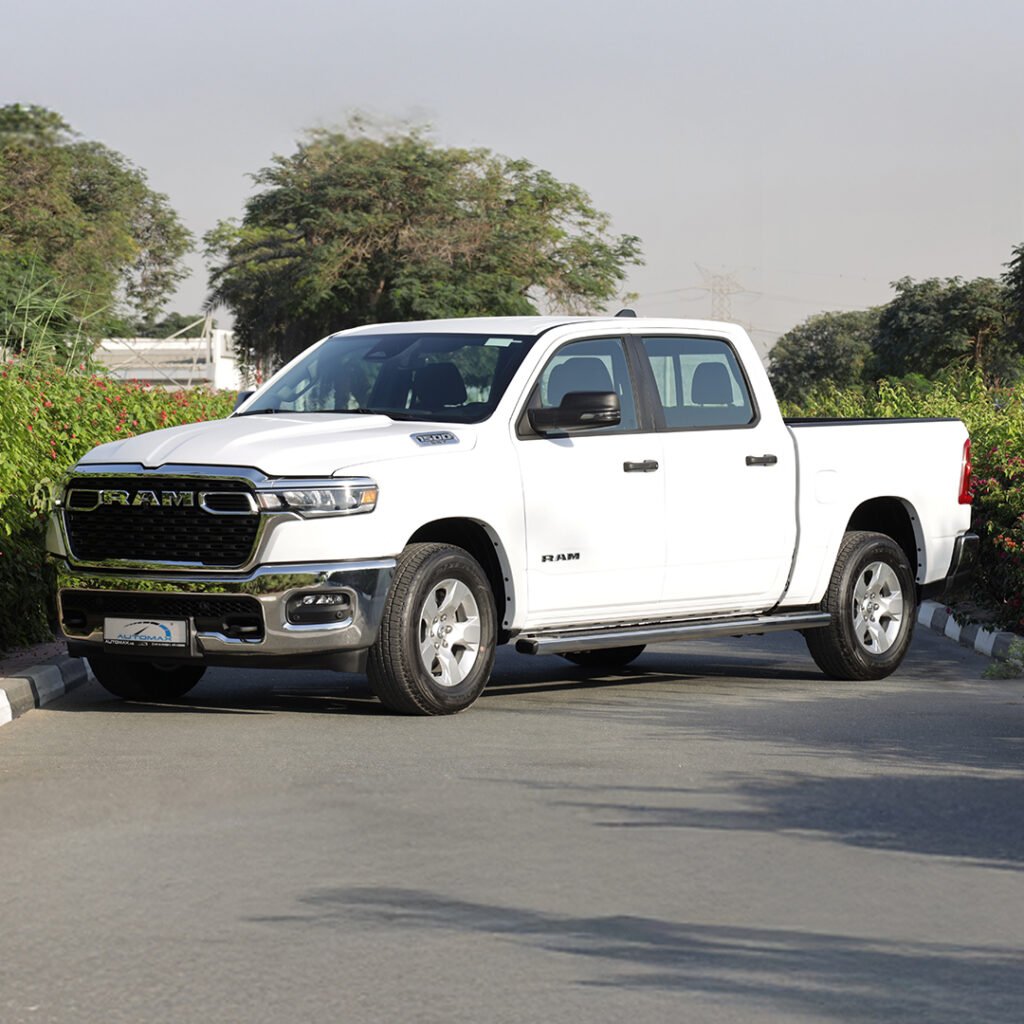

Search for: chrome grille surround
xmin=58 ymin=464 xmax=273 ymax=571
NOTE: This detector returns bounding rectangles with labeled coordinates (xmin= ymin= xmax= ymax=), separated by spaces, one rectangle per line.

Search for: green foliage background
xmin=769 ymin=259 xmax=1024 ymax=403
xmin=0 ymin=364 xmax=234 ymax=651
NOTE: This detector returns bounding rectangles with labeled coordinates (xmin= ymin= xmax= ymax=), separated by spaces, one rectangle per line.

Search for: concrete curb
xmin=917 ymin=600 xmax=1019 ymax=660
xmin=0 ymin=656 xmax=94 ymax=730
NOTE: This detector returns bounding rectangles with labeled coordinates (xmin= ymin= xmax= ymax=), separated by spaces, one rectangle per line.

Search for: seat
xmin=690 ymin=362 xmax=734 ymax=406
xmin=411 ymin=363 xmax=467 ymax=410
xmin=546 ymin=357 xmax=614 ymax=406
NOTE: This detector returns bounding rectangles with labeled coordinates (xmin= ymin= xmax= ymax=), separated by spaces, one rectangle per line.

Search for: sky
xmin=5 ymin=0 xmax=1024 ymax=357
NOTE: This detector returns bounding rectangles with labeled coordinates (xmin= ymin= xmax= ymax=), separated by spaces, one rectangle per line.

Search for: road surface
xmin=1 ymin=628 xmax=1022 ymax=1023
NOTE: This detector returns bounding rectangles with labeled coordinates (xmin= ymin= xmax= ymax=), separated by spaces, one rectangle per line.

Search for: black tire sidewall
xmin=563 ymin=645 xmax=646 ymax=670
xmin=87 ymin=655 xmax=205 ymax=701
xmin=835 ymin=535 xmax=916 ymax=677
xmin=395 ymin=548 xmax=497 ymax=713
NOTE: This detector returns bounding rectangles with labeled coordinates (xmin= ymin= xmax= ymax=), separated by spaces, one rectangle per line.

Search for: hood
xmin=77 ymin=414 xmax=477 ymax=477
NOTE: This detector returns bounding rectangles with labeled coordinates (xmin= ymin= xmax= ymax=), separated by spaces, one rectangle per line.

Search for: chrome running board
xmin=515 ymin=611 xmax=831 ymax=656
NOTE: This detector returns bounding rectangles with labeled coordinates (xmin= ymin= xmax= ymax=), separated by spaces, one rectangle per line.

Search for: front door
xmin=515 ymin=337 xmax=665 ymax=625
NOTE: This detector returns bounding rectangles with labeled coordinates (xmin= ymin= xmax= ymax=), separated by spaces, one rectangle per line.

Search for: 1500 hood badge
xmin=411 ymin=431 xmax=458 ymax=446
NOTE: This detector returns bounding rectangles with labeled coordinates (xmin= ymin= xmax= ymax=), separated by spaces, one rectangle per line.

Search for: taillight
xmin=958 ymin=438 xmax=972 ymax=505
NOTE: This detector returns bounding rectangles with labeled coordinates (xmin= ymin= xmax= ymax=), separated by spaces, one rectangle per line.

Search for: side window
xmin=642 ymin=336 xmax=755 ymax=429
xmin=534 ymin=337 xmax=638 ymax=432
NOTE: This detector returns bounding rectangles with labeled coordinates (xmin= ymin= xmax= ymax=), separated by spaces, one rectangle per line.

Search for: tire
xmin=804 ymin=530 xmax=916 ymax=680
xmin=368 ymin=543 xmax=497 ymax=715
xmin=561 ymin=645 xmax=646 ymax=671
xmin=87 ymin=655 xmax=205 ymax=701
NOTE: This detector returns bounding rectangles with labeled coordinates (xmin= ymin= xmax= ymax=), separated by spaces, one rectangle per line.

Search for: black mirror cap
xmin=233 ymin=390 xmax=255 ymax=412
xmin=528 ymin=391 xmax=622 ymax=434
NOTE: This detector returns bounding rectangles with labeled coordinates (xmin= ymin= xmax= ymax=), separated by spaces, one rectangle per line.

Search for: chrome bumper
xmin=55 ymin=558 xmax=396 ymax=667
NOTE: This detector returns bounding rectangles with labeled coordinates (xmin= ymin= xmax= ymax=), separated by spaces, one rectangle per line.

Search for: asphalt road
xmin=1 ymin=627 xmax=1022 ymax=1024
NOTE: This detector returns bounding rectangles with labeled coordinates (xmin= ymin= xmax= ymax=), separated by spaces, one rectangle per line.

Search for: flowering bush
xmin=0 ymin=360 xmax=235 ymax=650
xmin=783 ymin=372 xmax=1024 ymax=632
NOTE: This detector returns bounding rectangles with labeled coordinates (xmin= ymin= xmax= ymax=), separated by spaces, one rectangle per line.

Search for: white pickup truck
xmin=49 ymin=315 xmax=978 ymax=714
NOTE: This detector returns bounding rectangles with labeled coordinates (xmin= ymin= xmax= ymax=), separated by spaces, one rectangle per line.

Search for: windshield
xmin=239 ymin=331 xmax=536 ymax=423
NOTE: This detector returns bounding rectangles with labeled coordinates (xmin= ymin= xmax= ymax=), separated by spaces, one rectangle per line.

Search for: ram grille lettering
xmin=74 ymin=489 xmax=197 ymax=510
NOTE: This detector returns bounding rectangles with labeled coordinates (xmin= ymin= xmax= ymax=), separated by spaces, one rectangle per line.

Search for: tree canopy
xmin=768 ymin=309 xmax=879 ymax=404
xmin=0 ymin=104 xmax=192 ymax=350
xmin=769 ymin=272 xmax=1023 ymax=401
xmin=205 ymin=121 xmax=643 ymax=367
xmin=872 ymin=276 xmax=1011 ymax=381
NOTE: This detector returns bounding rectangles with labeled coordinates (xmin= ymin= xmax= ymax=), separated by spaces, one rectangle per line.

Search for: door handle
xmin=745 ymin=454 xmax=778 ymax=467
xmin=624 ymin=460 xmax=660 ymax=473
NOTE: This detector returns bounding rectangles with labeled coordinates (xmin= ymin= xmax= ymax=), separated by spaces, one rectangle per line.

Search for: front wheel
xmin=804 ymin=530 xmax=916 ymax=680
xmin=87 ymin=655 xmax=205 ymax=701
xmin=368 ymin=543 xmax=497 ymax=715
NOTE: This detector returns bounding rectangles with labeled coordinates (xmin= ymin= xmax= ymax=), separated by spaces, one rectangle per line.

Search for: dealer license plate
xmin=103 ymin=617 xmax=189 ymax=650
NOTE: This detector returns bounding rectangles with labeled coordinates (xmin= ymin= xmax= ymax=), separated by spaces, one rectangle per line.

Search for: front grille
xmin=60 ymin=590 xmax=265 ymax=641
xmin=63 ymin=476 xmax=260 ymax=566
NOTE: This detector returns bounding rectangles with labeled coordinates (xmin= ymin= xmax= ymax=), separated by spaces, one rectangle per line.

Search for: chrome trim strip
xmin=199 ymin=491 xmax=259 ymax=516
xmin=515 ymin=611 xmax=831 ymax=655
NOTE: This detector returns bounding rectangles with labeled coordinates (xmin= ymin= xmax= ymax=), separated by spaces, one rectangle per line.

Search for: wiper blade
xmin=235 ymin=407 xmax=282 ymax=415
xmin=312 ymin=408 xmax=423 ymax=421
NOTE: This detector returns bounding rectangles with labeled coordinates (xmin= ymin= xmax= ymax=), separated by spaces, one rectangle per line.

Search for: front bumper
xmin=55 ymin=558 xmax=396 ymax=672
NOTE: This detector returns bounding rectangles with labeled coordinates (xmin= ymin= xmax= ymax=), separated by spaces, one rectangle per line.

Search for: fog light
xmin=286 ymin=592 xmax=352 ymax=625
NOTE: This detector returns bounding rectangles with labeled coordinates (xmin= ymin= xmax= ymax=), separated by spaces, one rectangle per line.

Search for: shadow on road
xmin=248 ymin=885 xmax=1024 ymax=1023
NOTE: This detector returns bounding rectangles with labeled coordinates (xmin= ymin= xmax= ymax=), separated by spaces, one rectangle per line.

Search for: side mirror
xmin=528 ymin=391 xmax=621 ymax=434
xmin=233 ymin=390 xmax=255 ymax=412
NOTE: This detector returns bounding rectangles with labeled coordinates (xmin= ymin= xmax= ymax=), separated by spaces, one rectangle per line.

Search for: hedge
xmin=0 ymin=361 xmax=235 ymax=651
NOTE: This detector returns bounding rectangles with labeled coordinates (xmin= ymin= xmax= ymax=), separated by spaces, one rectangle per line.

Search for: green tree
xmin=1003 ymin=242 xmax=1024 ymax=355
xmin=0 ymin=104 xmax=192 ymax=340
xmin=768 ymin=308 xmax=879 ymax=403
xmin=206 ymin=121 xmax=643 ymax=367
xmin=0 ymin=254 xmax=101 ymax=363
xmin=871 ymin=276 xmax=1015 ymax=382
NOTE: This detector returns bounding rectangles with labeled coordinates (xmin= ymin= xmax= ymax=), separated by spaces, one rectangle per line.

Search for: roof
xmin=332 ymin=315 xmax=741 ymax=337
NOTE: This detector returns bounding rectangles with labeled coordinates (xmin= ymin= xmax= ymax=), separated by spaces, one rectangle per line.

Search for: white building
xmin=96 ymin=329 xmax=244 ymax=391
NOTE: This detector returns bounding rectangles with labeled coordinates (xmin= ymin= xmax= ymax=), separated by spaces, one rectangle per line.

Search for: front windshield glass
xmin=239 ymin=332 xmax=536 ymax=423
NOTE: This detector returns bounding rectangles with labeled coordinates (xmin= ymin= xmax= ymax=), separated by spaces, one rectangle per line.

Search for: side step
xmin=515 ymin=611 xmax=831 ymax=656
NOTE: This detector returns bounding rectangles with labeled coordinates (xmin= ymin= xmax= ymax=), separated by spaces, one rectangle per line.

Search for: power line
xmin=695 ymin=264 xmax=759 ymax=321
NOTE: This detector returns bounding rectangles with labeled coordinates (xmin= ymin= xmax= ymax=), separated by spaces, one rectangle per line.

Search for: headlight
xmin=256 ymin=477 xmax=378 ymax=517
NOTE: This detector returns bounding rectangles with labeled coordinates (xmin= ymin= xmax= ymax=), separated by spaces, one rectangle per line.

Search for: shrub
xmin=0 ymin=359 xmax=235 ymax=651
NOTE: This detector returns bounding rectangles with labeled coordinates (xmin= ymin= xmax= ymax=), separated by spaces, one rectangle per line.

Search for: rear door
xmin=638 ymin=334 xmax=797 ymax=614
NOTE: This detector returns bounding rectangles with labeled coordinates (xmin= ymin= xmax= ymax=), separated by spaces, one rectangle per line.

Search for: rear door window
xmin=641 ymin=336 xmax=756 ymax=429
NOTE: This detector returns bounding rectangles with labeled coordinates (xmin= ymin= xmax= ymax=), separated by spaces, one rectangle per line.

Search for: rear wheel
xmin=368 ymin=543 xmax=497 ymax=715
xmin=805 ymin=530 xmax=916 ymax=680
xmin=87 ymin=655 xmax=205 ymax=701
xmin=561 ymin=645 xmax=646 ymax=671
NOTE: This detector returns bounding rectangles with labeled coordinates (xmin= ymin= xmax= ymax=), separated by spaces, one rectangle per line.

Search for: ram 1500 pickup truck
xmin=48 ymin=315 xmax=978 ymax=714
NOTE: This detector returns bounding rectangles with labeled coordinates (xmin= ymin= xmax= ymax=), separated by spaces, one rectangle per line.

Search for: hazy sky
xmin=5 ymin=0 xmax=1023 ymax=354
